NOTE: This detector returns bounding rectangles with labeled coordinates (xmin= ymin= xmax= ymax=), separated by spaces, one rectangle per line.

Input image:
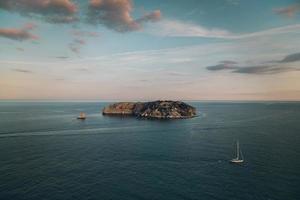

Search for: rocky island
xmin=102 ymin=100 xmax=196 ymax=119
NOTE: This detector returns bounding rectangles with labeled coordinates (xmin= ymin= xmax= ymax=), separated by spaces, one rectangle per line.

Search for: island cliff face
xmin=103 ymin=101 xmax=196 ymax=119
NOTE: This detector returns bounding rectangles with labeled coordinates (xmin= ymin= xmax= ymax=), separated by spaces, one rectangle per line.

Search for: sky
xmin=0 ymin=0 xmax=300 ymax=101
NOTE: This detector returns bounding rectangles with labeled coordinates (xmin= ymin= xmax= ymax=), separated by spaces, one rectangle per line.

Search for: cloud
xmin=75 ymin=68 xmax=90 ymax=72
xmin=69 ymin=44 xmax=80 ymax=53
xmin=232 ymin=65 xmax=295 ymax=74
xmin=68 ymin=34 xmax=94 ymax=54
xmin=167 ymin=72 xmax=190 ymax=76
xmin=274 ymin=4 xmax=300 ymax=18
xmin=150 ymin=19 xmax=232 ymax=38
xmin=207 ymin=62 xmax=296 ymax=74
xmin=226 ymin=0 xmax=240 ymax=6
xmin=67 ymin=29 xmax=101 ymax=54
xmin=46 ymin=15 xmax=78 ymax=23
xmin=207 ymin=53 xmax=300 ymax=74
xmin=0 ymin=0 xmax=161 ymax=29
xmin=87 ymin=0 xmax=161 ymax=32
xmin=69 ymin=38 xmax=86 ymax=54
xmin=56 ymin=56 xmax=69 ymax=59
xmin=220 ymin=60 xmax=238 ymax=65
xmin=279 ymin=52 xmax=300 ymax=63
xmin=71 ymin=30 xmax=100 ymax=37
xmin=148 ymin=19 xmax=300 ymax=39
xmin=74 ymin=38 xmax=86 ymax=45
xmin=16 ymin=47 xmax=25 ymax=51
xmin=206 ymin=60 xmax=238 ymax=71
xmin=0 ymin=0 xmax=77 ymax=14
xmin=12 ymin=68 xmax=33 ymax=73
xmin=136 ymin=10 xmax=161 ymax=23
xmin=0 ymin=0 xmax=77 ymax=24
xmin=0 ymin=23 xmax=39 ymax=41
xmin=55 ymin=78 xmax=65 ymax=81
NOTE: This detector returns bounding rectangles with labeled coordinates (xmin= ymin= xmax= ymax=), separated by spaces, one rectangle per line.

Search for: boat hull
xmin=230 ymin=159 xmax=244 ymax=164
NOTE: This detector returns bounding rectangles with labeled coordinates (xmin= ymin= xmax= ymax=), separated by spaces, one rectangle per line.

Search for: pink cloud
xmin=0 ymin=23 xmax=39 ymax=41
xmin=88 ymin=0 xmax=162 ymax=32
xmin=0 ymin=0 xmax=77 ymax=14
xmin=0 ymin=0 xmax=77 ymax=23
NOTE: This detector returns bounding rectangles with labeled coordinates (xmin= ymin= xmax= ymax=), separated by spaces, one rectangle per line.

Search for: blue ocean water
xmin=0 ymin=101 xmax=299 ymax=200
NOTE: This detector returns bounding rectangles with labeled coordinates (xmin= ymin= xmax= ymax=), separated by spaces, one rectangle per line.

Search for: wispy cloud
xmin=55 ymin=78 xmax=65 ymax=81
xmin=0 ymin=23 xmax=38 ymax=41
xmin=67 ymin=29 xmax=100 ymax=55
xmin=75 ymin=68 xmax=90 ymax=73
xmin=274 ymin=4 xmax=300 ymax=18
xmin=279 ymin=52 xmax=300 ymax=63
xmin=46 ymin=15 xmax=78 ymax=24
xmin=166 ymin=72 xmax=191 ymax=77
xmin=148 ymin=19 xmax=300 ymax=39
xmin=56 ymin=56 xmax=69 ymax=59
xmin=71 ymin=30 xmax=100 ymax=37
xmin=16 ymin=47 xmax=25 ymax=52
xmin=226 ymin=0 xmax=240 ymax=6
xmin=87 ymin=0 xmax=161 ymax=32
xmin=235 ymin=24 xmax=300 ymax=39
xmin=206 ymin=61 xmax=238 ymax=71
xmin=149 ymin=19 xmax=232 ymax=38
xmin=69 ymin=38 xmax=86 ymax=54
xmin=206 ymin=53 xmax=300 ymax=74
xmin=233 ymin=65 xmax=296 ymax=74
xmin=208 ymin=63 xmax=297 ymax=74
xmin=136 ymin=10 xmax=161 ymax=24
xmin=69 ymin=44 xmax=80 ymax=54
xmin=74 ymin=38 xmax=86 ymax=45
xmin=12 ymin=68 xmax=33 ymax=73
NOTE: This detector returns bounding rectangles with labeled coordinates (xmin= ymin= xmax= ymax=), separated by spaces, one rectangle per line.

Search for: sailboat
xmin=230 ymin=140 xmax=244 ymax=164
xmin=77 ymin=112 xmax=86 ymax=120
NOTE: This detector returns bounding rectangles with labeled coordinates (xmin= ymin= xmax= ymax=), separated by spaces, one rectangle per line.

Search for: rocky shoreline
xmin=102 ymin=100 xmax=196 ymax=119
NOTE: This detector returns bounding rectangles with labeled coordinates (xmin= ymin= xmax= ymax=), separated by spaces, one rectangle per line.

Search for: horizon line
xmin=0 ymin=99 xmax=299 ymax=103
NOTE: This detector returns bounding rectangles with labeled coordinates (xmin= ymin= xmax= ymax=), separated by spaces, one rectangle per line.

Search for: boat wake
xmin=0 ymin=125 xmax=147 ymax=138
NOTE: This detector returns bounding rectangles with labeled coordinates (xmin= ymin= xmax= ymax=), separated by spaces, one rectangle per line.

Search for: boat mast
xmin=236 ymin=140 xmax=239 ymax=159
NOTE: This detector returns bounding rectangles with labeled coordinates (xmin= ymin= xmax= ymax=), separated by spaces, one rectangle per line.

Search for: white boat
xmin=230 ymin=140 xmax=244 ymax=164
xmin=77 ymin=112 xmax=86 ymax=120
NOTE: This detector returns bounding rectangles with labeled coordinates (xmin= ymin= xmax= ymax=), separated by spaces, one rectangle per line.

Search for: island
xmin=102 ymin=100 xmax=197 ymax=119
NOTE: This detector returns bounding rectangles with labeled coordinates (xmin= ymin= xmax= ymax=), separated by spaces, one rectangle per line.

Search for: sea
xmin=0 ymin=101 xmax=299 ymax=200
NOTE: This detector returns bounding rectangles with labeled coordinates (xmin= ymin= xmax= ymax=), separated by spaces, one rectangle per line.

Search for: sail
xmin=237 ymin=140 xmax=244 ymax=161
xmin=240 ymin=148 xmax=244 ymax=160
xmin=230 ymin=140 xmax=244 ymax=163
xmin=77 ymin=112 xmax=86 ymax=119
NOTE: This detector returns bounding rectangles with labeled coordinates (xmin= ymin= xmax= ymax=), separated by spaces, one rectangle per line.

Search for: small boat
xmin=77 ymin=112 xmax=86 ymax=120
xmin=230 ymin=140 xmax=244 ymax=164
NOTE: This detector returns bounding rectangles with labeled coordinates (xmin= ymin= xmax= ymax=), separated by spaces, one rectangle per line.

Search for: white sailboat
xmin=230 ymin=140 xmax=244 ymax=164
xmin=77 ymin=112 xmax=86 ymax=120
